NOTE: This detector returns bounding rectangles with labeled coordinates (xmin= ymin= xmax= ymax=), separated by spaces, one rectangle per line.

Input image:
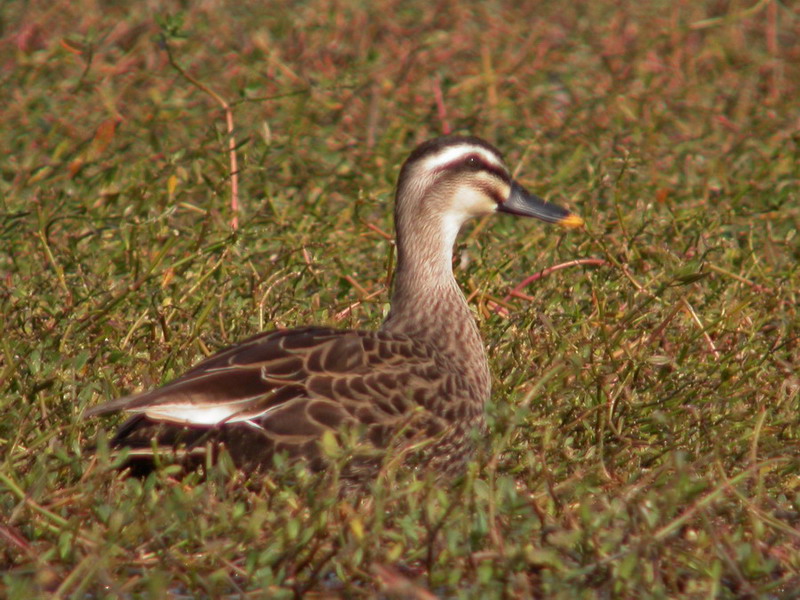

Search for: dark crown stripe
xmin=403 ymin=135 xmax=504 ymax=165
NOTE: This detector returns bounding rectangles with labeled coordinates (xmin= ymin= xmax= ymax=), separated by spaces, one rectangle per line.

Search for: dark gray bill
xmin=498 ymin=181 xmax=583 ymax=228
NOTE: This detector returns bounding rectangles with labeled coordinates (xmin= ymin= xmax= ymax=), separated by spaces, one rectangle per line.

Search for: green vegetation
xmin=2 ymin=1 xmax=798 ymax=597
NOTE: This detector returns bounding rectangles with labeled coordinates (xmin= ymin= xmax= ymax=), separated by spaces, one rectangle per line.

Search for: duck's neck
xmin=381 ymin=211 xmax=490 ymax=397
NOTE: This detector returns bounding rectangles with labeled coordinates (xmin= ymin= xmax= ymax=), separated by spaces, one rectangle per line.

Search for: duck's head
xmin=394 ymin=136 xmax=583 ymax=243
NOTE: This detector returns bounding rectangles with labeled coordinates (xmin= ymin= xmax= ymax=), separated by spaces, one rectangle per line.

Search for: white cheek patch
xmin=453 ymin=173 xmax=511 ymax=215
xmin=422 ymin=144 xmax=504 ymax=172
xmin=453 ymin=183 xmax=499 ymax=217
xmin=440 ymin=181 xmax=507 ymax=246
xmin=441 ymin=188 xmax=480 ymax=242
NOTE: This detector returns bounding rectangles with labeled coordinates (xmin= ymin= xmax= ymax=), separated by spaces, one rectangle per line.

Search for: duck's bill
xmin=499 ymin=181 xmax=583 ymax=228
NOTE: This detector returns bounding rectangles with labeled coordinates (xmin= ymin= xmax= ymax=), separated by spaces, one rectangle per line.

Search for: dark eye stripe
xmin=434 ymin=155 xmax=511 ymax=184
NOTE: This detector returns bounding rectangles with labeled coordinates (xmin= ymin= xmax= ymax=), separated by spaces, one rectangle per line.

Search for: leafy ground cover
xmin=2 ymin=1 xmax=799 ymax=597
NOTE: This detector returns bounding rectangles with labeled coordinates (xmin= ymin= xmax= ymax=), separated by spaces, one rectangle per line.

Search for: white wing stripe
xmin=142 ymin=399 xmax=283 ymax=426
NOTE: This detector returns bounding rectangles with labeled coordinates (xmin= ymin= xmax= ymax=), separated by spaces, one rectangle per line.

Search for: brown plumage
xmin=85 ymin=136 xmax=582 ymax=477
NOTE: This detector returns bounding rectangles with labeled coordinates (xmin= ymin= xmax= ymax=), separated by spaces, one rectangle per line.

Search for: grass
xmin=2 ymin=0 xmax=799 ymax=597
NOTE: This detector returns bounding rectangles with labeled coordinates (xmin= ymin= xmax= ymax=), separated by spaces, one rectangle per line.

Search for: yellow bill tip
xmin=559 ymin=213 xmax=585 ymax=229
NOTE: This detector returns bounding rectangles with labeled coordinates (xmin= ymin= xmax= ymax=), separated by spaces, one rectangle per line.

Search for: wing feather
xmin=87 ymin=325 xmax=451 ymax=470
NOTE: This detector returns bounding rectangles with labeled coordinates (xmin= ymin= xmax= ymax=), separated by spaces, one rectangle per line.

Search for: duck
xmin=85 ymin=135 xmax=583 ymax=478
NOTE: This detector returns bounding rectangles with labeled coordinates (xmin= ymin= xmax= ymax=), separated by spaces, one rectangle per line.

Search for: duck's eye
xmin=465 ymin=155 xmax=482 ymax=169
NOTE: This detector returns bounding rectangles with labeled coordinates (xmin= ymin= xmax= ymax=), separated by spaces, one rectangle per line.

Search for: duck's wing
xmin=86 ymin=326 xmax=451 ymax=468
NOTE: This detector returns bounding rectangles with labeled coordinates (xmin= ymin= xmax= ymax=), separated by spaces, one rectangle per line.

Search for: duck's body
xmin=86 ymin=136 xmax=581 ymax=476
